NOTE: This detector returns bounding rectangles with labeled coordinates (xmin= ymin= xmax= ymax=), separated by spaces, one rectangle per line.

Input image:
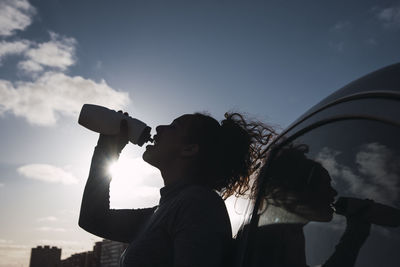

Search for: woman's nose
xmin=155 ymin=125 xmax=166 ymax=133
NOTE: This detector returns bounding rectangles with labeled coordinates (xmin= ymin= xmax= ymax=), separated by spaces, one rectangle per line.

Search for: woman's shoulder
xmin=174 ymin=184 xmax=231 ymax=233
xmin=179 ymin=184 xmax=224 ymax=203
xmin=172 ymin=184 xmax=228 ymax=216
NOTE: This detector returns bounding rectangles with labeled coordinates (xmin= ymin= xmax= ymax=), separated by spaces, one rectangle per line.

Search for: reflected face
xmin=142 ymin=114 xmax=194 ymax=170
xmin=297 ymin=166 xmax=338 ymax=222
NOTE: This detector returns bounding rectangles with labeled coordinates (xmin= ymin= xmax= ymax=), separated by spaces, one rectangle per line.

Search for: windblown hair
xmin=185 ymin=112 xmax=276 ymax=199
xmin=254 ymin=144 xmax=323 ymax=212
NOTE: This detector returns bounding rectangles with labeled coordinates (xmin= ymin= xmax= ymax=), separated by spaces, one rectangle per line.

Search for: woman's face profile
xmin=294 ymin=166 xmax=338 ymax=222
xmin=142 ymin=114 xmax=195 ymax=169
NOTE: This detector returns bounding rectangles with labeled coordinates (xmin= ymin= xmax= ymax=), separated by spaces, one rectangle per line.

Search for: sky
xmin=0 ymin=0 xmax=400 ymax=266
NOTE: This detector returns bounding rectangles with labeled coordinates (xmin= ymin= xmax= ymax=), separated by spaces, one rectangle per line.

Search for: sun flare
xmin=106 ymin=155 xmax=163 ymax=208
xmin=108 ymin=158 xmax=131 ymax=180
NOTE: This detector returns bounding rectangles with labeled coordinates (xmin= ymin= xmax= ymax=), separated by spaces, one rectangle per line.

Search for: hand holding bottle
xmin=78 ymin=104 xmax=153 ymax=147
xmin=96 ymin=111 xmax=130 ymax=155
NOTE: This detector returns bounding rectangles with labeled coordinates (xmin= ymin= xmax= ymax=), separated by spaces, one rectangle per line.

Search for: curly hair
xmin=254 ymin=144 xmax=323 ymax=212
xmin=184 ymin=112 xmax=276 ymax=199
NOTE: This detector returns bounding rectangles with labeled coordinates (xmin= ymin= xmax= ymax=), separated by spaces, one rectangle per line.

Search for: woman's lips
xmin=145 ymin=144 xmax=155 ymax=149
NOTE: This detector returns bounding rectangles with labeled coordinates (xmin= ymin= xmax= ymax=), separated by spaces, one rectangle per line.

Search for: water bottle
xmin=78 ymin=104 xmax=152 ymax=146
xmin=334 ymin=197 xmax=400 ymax=227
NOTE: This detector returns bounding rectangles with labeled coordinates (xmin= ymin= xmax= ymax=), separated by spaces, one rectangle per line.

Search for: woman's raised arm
xmin=79 ymin=133 xmax=156 ymax=243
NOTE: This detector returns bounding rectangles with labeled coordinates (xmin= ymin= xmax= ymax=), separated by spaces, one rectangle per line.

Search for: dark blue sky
xmin=4 ymin=0 xmax=399 ymax=125
xmin=0 ymin=0 xmax=399 ymax=265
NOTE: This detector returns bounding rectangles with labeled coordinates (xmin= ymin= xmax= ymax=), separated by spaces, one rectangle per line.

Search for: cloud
xmin=355 ymin=143 xmax=399 ymax=204
xmin=331 ymin=21 xmax=351 ymax=32
xmin=35 ymin=227 xmax=67 ymax=232
xmin=0 ymin=71 xmax=130 ymax=125
xmin=0 ymin=2 xmax=132 ymax=126
xmin=17 ymin=164 xmax=79 ymax=185
xmin=315 ymin=147 xmax=341 ymax=177
xmin=316 ymin=143 xmax=400 ymax=206
xmin=36 ymin=216 xmax=58 ymax=222
xmin=18 ymin=32 xmax=77 ymax=73
xmin=0 ymin=0 xmax=35 ymax=37
xmin=0 ymin=40 xmax=30 ymax=64
xmin=375 ymin=5 xmax=400 ymax=29
xmin=0 ymin=183 xmax=4 ymax=187
xmin=0 ymin=32 xmax=76 ymax=72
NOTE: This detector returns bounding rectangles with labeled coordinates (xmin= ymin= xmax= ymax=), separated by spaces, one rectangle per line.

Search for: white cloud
xmin=0 ymin=2 xmax=132 ymax=126
xmin=316 ymin=144 xmax=400 ymax=206
xmin=36 ymin=216 xmax=58 ymax=222
xmin=376 ymin=5 xmax=400 ymax=28
xmin=0 ymin=32 xmax=76 ymax=73
xmin=0 ymin=40 xmax=30 ymax=63
xmin=0 ymin=0 xmax=35 ymax=37
xmin=355 ymin=143 xmax=399 ymax=204
xmin=19 ymin=32 xmax=77 ymax=73
xmin=35 ymin=227 xmax=67 ymax=232
xmin=0 ymin=183 xmax=4 ymax=187
xmin=17 ymin=164 xmax=79 ymax=185
xmin=0 ymin=71 xmax=130 ymax=125
xmin=315 ymin=147 xmax=341 ymax=177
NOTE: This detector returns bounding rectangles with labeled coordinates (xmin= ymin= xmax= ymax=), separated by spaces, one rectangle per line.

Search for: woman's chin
xmin=142 ymin=149 xmax=159 ymax=168
xmin=300 ymin=207 xmax=334 ymax=222
xmin=142 ymin=149 xmax=153 ymax=164
xmin=312 ymin=210 xmax=334 ymax=222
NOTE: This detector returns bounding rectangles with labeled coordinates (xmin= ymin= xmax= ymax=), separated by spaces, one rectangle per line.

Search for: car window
xmin=248 ymin=119 xmax=400 ymax=267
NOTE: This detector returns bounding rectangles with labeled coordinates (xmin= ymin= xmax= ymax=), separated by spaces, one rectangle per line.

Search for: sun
xmin=106 ymin=155 xmax=163 ymax=208
xmin=107 ymin=154 xmax=162 ymax=188
xmin=108 ymin=157 xmax=132 ymax=180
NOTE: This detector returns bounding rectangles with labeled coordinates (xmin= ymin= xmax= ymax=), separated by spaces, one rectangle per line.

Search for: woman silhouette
xmin=242 ymin=144 xmax=371 ymax=267
xmin=79 ymin=112 xmax=275 ymax=267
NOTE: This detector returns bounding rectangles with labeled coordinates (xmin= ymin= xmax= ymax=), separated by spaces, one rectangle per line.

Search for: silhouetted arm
xmin=322 ymin=217 xmax=370 ymax=267
xmin=79 ymin=144 xmax=156 ymax=243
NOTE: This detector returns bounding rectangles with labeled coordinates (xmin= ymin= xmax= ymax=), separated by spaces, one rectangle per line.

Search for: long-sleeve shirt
xmin=79 ymin=146 xmax=233 ymax=267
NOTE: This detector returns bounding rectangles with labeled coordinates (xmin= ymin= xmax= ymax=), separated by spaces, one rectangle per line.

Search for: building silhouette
xmin=61 ymin=241 xmax=102 ymax=267
xmin=92 ymin=241 xmax=102 ymax=267
xmin=99 ymin=240 xmax=128 ymax=267
xmin=29 ymin=245 xmax=61 ymax=267
xmin=61 ymin=251 xmax=94 ymax=267
xmin=30 ymin=239 xmax=126 ymax=267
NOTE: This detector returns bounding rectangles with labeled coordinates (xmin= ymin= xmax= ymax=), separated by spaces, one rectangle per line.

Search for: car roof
xmin=271 ymin=62 xmax=400 ymax=148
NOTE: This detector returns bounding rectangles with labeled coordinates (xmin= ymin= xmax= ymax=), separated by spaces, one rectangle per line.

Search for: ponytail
xmin=187 ymin=112 xmax=276 ymax=199
xmin=218 ymin=113 xmax=276 ymax=199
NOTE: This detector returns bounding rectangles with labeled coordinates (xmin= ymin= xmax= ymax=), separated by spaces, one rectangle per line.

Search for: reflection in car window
xmin=298 ymin=120 xmax=400 ymax=267
xmin=246 ymin=119 xmax=400 ymax=267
